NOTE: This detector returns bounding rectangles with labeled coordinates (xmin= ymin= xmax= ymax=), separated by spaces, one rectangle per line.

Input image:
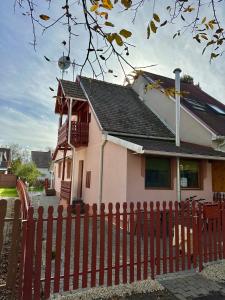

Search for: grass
xmin=0 ymin=188 xmax=18 ymax=197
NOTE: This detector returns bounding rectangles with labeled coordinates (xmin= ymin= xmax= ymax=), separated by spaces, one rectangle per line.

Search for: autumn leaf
xmin=39 ymin=14 xmax=50 ymax=21
xmin=101 ymin=0 xmax=113 ymax=10
xmin=99 ymin=11 xmax=108 ymax=19
xmin=211 ymin=52 xmax=219 ymax=59
xmin=160 ymin=20 xmax=167 ymax=27
xmin=147 ymin=25 xmax=150 ymax=39
xmin=201 ymin=17 xmax=206 ymax=24
xmin=114 ymin=33 xmax=123 ymax=46
xmin=150 ymin=21 xmax=157 ymax=33
xmin=153 ymin=13 xmax=160 ymax=23
xmin=121 ymin=0 xmax=132 ymax=9
xmin=119 ymin=29 xmax=132 ymax=38
xmin=90 ymin=4 xmax=99 ymax=12
xmin=105 ymin=21 xmax=114 ymax=27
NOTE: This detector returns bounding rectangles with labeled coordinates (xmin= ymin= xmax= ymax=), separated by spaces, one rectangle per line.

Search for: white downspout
xmin=173 ymin=68 xmax=182 ymax=202
xmin=68 ymin=98 xmax=76 ymax=204
xmin=98 ymin=135 xmax=107 ymax=209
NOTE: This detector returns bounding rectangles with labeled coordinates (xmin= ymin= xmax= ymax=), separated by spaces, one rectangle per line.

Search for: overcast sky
xmin=0 ymin=1 xmax=225 ymax=150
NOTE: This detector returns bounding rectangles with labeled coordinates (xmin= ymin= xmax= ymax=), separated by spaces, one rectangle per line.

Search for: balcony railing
xmin=58 ymin=121 xmax=89 ymax=147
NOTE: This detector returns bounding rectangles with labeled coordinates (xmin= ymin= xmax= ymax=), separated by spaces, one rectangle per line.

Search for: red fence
xmin=16 ymin=179 xmax=31 ymax=219
xmin=20 ymin=200 xmax=225 ymax=300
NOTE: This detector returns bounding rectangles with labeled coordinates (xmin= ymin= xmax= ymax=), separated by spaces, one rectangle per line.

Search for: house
xmin=52 ymin=72 xmax=225 ymax=207
xmin=0 ymin=148 xmax=11 ymax=174
xmin=31 ymin=151 xmax=52 ymax=180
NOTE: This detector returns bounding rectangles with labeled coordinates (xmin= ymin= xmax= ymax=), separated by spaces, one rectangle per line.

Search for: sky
xmin=0 ymin=1 xmax=225 ymax=151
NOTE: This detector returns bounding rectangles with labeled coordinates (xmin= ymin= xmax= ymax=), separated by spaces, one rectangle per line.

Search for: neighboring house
xmin=52 ymin=74 xmax=225 ymax=207
xmin=0 ymin=148 xmax=11 ymax=174
xmin=31 ymin=151 xmax=52 ymax=180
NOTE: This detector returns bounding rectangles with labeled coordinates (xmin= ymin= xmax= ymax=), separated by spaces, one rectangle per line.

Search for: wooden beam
xmin=62 ymin=148 xmax=67 ymax=181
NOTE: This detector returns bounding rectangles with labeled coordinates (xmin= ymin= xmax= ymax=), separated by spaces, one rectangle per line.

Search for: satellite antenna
xmin=58 ymin=54 xmax=71 ymax=79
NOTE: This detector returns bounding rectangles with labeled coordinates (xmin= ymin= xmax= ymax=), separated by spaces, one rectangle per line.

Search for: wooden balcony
xmin=58 ymin=121 xmax=89 ymax=147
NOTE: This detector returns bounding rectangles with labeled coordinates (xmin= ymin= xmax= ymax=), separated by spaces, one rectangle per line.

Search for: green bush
xmin=15 ymin=162 xmax=41 ymax=186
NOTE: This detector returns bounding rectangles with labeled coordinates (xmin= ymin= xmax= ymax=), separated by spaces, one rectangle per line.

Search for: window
xmin=86 ymin=171 xmax=91 ymax=188
xmin=208 ymin=104 xmax=225 ymax=115
xmin=145 ymin=157 xmax=171 ymax=188
xmin=67 ymin=160 xmax=72 ymax=179
xmin=180 ymin=160 xmax=200 ymax=189
xmin=58 ymin=162 xmax=62 ymax=178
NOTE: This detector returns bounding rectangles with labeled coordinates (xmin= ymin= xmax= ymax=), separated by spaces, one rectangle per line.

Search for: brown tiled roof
xmin=143 ymin=72 xmax=225 ymax=136
xmin=113 ymin=135 xmax=225 ymax=159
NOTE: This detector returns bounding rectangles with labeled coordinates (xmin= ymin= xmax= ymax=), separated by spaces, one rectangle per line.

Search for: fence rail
xmin=20 ymin=200 xmax=225 ymax=300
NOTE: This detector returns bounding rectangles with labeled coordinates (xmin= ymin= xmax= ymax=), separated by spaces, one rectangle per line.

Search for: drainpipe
xmin=98 ymin=135 xmax=107 ymax=210
xmin=173 ymin=68 xmax=182 ymax=202
xmin=68 ymin=98 xmax=76 ymax=205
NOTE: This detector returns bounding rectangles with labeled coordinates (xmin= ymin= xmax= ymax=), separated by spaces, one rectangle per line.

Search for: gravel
xmin=200 ymin=260 xmax=225 ymax=283
xmin=50 ymin=279 xmax=164 ymax=300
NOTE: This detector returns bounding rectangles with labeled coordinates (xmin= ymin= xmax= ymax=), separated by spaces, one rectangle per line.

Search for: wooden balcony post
xmin=62 ymin=149 xmax=67 ymax=181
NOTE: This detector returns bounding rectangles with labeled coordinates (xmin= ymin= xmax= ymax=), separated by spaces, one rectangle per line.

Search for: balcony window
xmin=145 ymin=157 xmax=171 ymax=189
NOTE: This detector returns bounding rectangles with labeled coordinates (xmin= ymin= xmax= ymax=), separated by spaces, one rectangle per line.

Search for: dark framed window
xmin=180 ymin=159 xmax=200 ymax=189
xmin=67 ymin=160 xmax=72 ymax=179
xmin=145 ymin=157 xmax=171 ymax=188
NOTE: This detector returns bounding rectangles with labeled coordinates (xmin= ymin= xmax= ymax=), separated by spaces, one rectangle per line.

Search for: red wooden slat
xmin=186 ymin=201 xmax=191 ymax=269
xmin=208 ymin=218 xmax=213 ymax=262
xmin=156 ymin=202 xmax=161 ymax=275
xmin=213 ymin=216 xmax=217 ymax=261
xmin=115 ymin=203 xmax=120 ymax=285
xmin=174 ymin=201 xmax=179 ymax=272
xmin=82 ymin=204 xmax=89 ymax=288
xmin=180 ymin=201 xmax=185 ymax=271
xmin=198 ymin=204 xmax=203 ymax=272
xmin=222 ymin=202 xmax=225 ymax=259
xmin=23 ymin=207 xmax=35 ymax=300
xmin=64 ymin=206 xmax=72 ymax=291
xmin=44 ymin=206 xmax=54 ymax=299
xmin=99 ymin=203 xmax=105 ymax=286
xmin=192 ymin=202 xmax=198 ymax=268
xmin=150 ymin=202 xmax=155 ymax=279
xmin=18 ymin=219 xmax=27 ymax=299
xmin=34 ymin=207 xmax=44 ymax=300
xmin=107 ymin=203 xmax=113 ymax=286
xmin=73 ymin=204 xmax=81 ymax=289
xmin=162 ymin=201 xmax=167 ymax=274
xmin=91 ymin=204 xmax=97 ymax=287
xmin=122 ymin=203 xmax=128 ymax=284
xmin=136 ymin=202 xmax=141 ymax=280
xmin=168 ymin=201 xmax=173 ymax=273
xmin=218 ymin=202 xmax=222 ymax=260
xmin=54 ymin=206 xmax=63 ymax=293
xmin=203 ymin=207 xmax=208 ymax=264
xmin=143 ymin=202 xmax=148 ymax=279
xmin=129 ymin=202 xmax=134 ymax=283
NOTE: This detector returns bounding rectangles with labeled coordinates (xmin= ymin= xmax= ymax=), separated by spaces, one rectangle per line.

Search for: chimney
xmin=173 ymin=68 xmax=182 ymax=147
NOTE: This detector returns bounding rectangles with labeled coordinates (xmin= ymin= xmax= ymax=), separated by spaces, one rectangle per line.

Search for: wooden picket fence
xmin=19 ymin=200 xmax=225 ymax=300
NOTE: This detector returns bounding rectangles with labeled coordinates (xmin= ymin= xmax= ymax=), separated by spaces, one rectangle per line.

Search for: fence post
xmin=143 ymin=202 xmax=148 ymax=280
xmin=198 ymin=204 xmax=203 ymax=272
xmin=136 ymin=202 xmax=141 ymax=280
xmin=64 ymin=206 xmax=72 ymax=291
xmin=129 ymin=202 xmax=134 ymax=283
xmin=122 ymin=202 xmax=128 ymax=284
xmin=115 ymin=203 xmax=121 ymax=285
xmin=82 ymin=204 xmax=89 ymax=288
xmin=22 ymin=207 xmax=35 ymax=300
xmin=99 ymin=203 xmax=105 ymax=286
xmin=6 ymin=200 xmax=21 ymax=291
xmin=150 ymin=201 xmax=155 ymax=279
xmin=91 ymin=204 xmax=97 ymax=287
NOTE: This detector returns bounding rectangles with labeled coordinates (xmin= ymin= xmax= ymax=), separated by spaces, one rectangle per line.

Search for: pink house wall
xmin=126 ymin=150 xmax=213 ymax=204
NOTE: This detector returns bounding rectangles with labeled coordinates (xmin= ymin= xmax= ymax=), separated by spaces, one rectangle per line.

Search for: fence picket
xmin=115 ymin=203 xmax=120 ymax=285
xmin=0 ymin=200 xmax=7 ymax=256
xmin=129 ymin=203 xmax=134 ymax=283
xmin=122 ymin=203 xmax=128 ymax=284
xmin=44 ymin=206 xmax=54 ymax=299
xmin=168 ymin=201 xmax=173 ymax=273
xmin=99 ymin=203 xmax=105 ymax=286
xmin=64 ymin=206 xmax=72 ymax=291
xmin=73 ymin=204 xmax=81 ymax=289
xmin=143 ymin=202 xmax=148 ymax=279
xmin=91 ymin=204 xmax=97 ymax=287
xmin=34 ymin=207 xmax=44 ymax=300
xmin=136 ymin=202 xmax=141 ymax=280
xmin=162 ymin=201 xmax=167 ymax=274
xmin=174 ymin=201 xmax=179 ymax=272
xmin=186 ymin=201 xmax=191 ymax=269
xmin=82 ymin=204 xmax=89 ymax=288
xmin=107 ymin=203 xmax=113 ymax=286
xmin=198 ymin=204 xmax=203 ymax=272
xmin=180 ymin=201 xmax=185 ymax=271
xmin=23 ymin=207 xmax=35 ymax=300
xmin=156 ymin=202 xmax=161 ymax=275
xmin=150 ymin=202 xmax=155 ymax=279
xmin=54 ymin=206 xmax=63 ymax=293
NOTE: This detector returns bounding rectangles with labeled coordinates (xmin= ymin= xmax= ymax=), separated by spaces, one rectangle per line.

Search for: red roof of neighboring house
xmin=144 ymin=72 xmax=225 ymax=136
